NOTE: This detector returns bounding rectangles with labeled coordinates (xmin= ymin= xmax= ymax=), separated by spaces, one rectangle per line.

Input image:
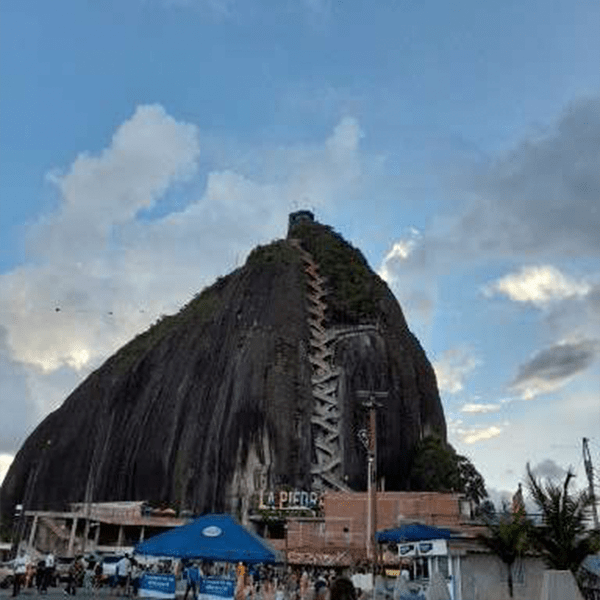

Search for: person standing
xmin=329 ymin=579 xmax=356 ymax=600
xmin=116 ymin=554 xmax=132 ymax=595
xmin=182 ymin=560 xmax=199 ymax=600
xmin=65 ymin=557 xmax=83 ymax=596
xmin=12 ymin=550 xmax=29 ymax=597
xmin=83 ymin=560 xmax=95 ymax=595
xmin=36 ymin=559 xmax=46 ymax=593
xmin=41 ymin=552 xmax=55 ymax=593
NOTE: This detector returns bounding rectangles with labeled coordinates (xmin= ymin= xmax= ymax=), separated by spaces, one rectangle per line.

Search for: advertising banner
xmin=198 ymin=577 xmax=235 ymax=600
xmin=398 ymin=539 xmax=448 ymax=558
xmin=139 ymin=573 xmax=177 ymax=599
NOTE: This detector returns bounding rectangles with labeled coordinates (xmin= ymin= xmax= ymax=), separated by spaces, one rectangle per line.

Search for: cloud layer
xmin=0 ymin=105 xmax=367 ymax=463
xmin=484 ymin=265 xmax=592 ymax=307
xmin=459 ymin=96 xmax=600 ymax=259
xmin=382 ymin=96 xmax=600 ymax=284
xmin=511 ymin=339 xmax=598 ymax=400
xmin=433 ymin=347 xmax=479 ymax=395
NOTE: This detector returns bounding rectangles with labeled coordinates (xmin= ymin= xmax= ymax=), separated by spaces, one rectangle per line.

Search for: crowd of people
xmin=9 ymin=551 xmax=155 ymax=597
xmin=9 ymin=551 xmax=370 ymax=600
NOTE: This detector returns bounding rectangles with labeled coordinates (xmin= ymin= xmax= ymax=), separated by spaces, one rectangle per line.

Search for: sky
xmin=1 ymin=0 xmax=599 ymax=505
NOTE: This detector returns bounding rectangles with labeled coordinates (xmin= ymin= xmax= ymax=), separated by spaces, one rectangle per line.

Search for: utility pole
xmin=357 ymin=390 xmax=388 ymax=582
xmin=583 ymin=438 xmax=599 ymax=529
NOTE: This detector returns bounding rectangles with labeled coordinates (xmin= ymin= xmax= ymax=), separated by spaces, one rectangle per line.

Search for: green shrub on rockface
xmin=112 ymin=283 xmax=220 ymax=373
xmin=247 ymin=240 xmax=301 ymax=266
xmin=289 ymin=220 xmax=387 ymax=325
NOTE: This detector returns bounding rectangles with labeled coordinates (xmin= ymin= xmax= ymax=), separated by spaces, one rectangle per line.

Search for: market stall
xmin=135 ymin=514 xmax=280 ymax=599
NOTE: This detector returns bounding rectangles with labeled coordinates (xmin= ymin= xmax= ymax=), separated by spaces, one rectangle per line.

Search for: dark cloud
xmin=464 ymin=96 xmax=600 ymax=257
xmin=398 ymin=96 xmax=600 ymax=269
xmin=383 ymin=96 xmax=600 ymax=306
xmin=542 ymin=282 xmax=600 ymax=342
xmin=511 ymin=339 xmax=598 ymax=388
xmin=529 ymin=459 xmax=567 ymax=481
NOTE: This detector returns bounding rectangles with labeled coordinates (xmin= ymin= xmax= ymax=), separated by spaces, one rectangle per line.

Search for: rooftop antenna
xmin=583 ymin=437 xmax=599 ymax=529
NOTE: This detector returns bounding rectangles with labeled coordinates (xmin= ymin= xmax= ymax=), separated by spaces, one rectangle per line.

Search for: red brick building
xmin=256 ymin=490 xmax=474 ymax=566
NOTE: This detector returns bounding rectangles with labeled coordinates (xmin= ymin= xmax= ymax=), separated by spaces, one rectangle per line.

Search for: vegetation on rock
xmin=247 ymin=240 xmax=301 ymax=266
xmin=111 ymin=277 xmax=228 ymax=374
xmin=289 ymin=219 xmax=388 ymax=325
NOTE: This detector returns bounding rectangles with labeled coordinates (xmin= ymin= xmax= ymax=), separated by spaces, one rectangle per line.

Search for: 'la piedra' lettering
xmin=258 ymin=489 xmax=322 ymax=510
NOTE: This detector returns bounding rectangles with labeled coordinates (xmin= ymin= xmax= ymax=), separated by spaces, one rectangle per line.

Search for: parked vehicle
xmin=54 ymin=557 xmax=74 ymax=584
xmin=0 ymin=560 xmax=14 ymax=589
xmin=101 ymin=555 xmax=121 ymax=582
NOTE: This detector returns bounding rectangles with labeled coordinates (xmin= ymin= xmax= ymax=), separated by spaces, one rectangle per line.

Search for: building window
xmin=265 ymin=520 xmax=286 ymax=540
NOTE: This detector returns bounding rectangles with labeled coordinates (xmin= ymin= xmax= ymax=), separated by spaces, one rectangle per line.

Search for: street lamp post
xmin=356 ymin=390 xmax=388 ymax=586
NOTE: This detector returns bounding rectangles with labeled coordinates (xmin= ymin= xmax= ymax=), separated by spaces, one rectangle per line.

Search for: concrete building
xmin=22 ymin=501 xmax=184 ymax=556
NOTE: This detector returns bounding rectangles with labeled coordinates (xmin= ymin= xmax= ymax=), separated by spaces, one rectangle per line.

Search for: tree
xmin=409 ymin=435 xmax=488 ymax=505
xmin=526 ymin=463 xmax=600 ymax=576
xmin=457 ymin=454 xmax=488 ymax=505
xmin=478 ymin=506 xmax=531 ymax=598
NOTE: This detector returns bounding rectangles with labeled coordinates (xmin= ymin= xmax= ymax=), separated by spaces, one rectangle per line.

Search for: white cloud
xmin=433 ymin=347 xmax=479 ymax=394
xmin=378 ymin=228 xmax=421 ymax=283
xmin=457 ymin=425 xmax=503 ymax=445
xmin=450 ymin=389 xmax=600 ymax=493
xmin=486 ymin=487 xmax=513 ymax=511
xmin=460 ymin=403 xmax=501 ymax=414
xmin=0 ymin=106 xmax=367 ymax=453
xmin=483 ymin=265 xmax=591 ymax=307
xmin=529 ymin=459 xmax=567 ymax=481
xmin=449 ymin=415 xmax=504 ymax=445
xmin=40 ymin=105 xmax=200 ymax=256
xmin=1 ymin=106 xmax=200 ymax=373
xmin=0 ymin=327 xmax=40 ymax=451
xmin=0 ymin=454 xmax=14 ymax=486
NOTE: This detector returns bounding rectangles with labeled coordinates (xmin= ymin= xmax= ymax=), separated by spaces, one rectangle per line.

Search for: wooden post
xmin=67 ymin=517 xmax=78 ymax=556
xmin=94 ymin=522 xmax=101 ymax=547
xmin=27 ymin=514 xmax=39 ymax=551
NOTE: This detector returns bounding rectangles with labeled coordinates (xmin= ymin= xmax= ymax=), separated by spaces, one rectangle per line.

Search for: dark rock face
xmin=0 ymin=217 xmax=446 ymax=521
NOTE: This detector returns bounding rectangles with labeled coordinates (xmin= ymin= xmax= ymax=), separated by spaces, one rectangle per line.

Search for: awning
xmin=135 ymin=514 xmax=280 ymax=564
xmin=376 ymin=523 xmax=453 ymax=543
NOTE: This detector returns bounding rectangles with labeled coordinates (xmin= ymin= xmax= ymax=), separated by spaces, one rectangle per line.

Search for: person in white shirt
xmin=41 ymin=552 xmax=55 ymax=593
xmin=12 ymin=550 xmax=29 ymax=597
xmin=116 ymin=555 xmax=132 ymax=594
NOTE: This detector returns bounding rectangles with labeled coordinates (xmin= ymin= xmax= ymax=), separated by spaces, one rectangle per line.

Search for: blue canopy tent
xmin=375 ymin=523 xmax=453 ymax=543
xmin=135 ymin=514 xmax=280 ymax=564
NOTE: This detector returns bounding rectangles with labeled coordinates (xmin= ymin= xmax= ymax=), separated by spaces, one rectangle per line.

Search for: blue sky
xmin=1 ymin=0 xmax=599 ymax=502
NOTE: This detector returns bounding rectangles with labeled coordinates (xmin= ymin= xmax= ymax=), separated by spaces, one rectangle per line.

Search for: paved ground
xmin=0 ymin=586 xmax=185 ymax=600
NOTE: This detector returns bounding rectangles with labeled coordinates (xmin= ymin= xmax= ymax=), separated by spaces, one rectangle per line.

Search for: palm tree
xmin=478 ymin=506 xmax=530 ymax=597
xmin=526 ymin=463 xmax=600 ymax=576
